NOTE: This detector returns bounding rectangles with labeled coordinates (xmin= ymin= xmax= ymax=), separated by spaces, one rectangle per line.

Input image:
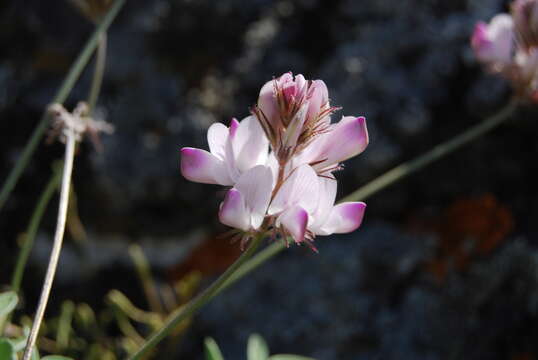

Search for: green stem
xmin=341 ymin=98 xmax=519 ymax=202
xmin=87 ymin=33 xmax=108 ymax=113
xmin=127 ymin=234 xmax=264 ymax=360
xmin=10 ymin=165 xmax=62 ymax=294
xmin=0 ymin=0 xmax=125 ymax=213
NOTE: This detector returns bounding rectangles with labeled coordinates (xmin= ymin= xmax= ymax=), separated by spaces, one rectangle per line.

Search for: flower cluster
xmin=471 ymin=0 xmax=538 ymax=100
xmin=180 ymin=73 xmax=368 ymax=251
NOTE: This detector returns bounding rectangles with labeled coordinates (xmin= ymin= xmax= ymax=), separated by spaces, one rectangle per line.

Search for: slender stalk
xmin=220 ymin=241 xmax=285 ymax=290
xmin=87 ymin=33 xmax=108 ymax=113
xmin=341 ymin=98 xmax=519 ymax=202
xmin=127 ymin=234 xmax=264 ymax=360
xmin=22 ymin=131 xmax=77 ymax=360
xmin=10 ymin=166 xmax=62 ymax=294
xmin=0 ymin=0 xmax=125 ymax=213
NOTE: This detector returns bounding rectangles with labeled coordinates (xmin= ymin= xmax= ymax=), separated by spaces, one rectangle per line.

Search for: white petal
xmin=231 ymin=116 xmax=269 ymax=173
xmin=318 ymin=202 xmax=366 ymax=235
xmin=309 ymin=174 xmax=337 ymax=231
xmin=218 ymin=188 xmax=250 ymax=231
xmin=207 ymin=122 xmax=229 ymax=160
xmin=277 ymin=205 xmax=308 ymax=243
xmin=234 ymin=165 xmax=274 ymax=229
xmin=180 ymin=147 xmax=233 ymax=185
xmin=224 ymin=118 xmax=241 ymax=182
xmin=268 ymin=164 xmax=319 ymax=215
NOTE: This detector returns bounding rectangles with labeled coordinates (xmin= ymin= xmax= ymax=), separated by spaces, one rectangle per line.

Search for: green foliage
xmin=41 ymin=356 xmax=74 ymax=360
xmin=0 ymin=292 xmax=18 ymax=318
xmin=204 ymin=337 xmax=224 ymax=360
xmin=204 ymin=334 xmax=316 ymax=360
xmin=0 ymin=339 xmax=17 ymax=360
xmin=247 ymin=334 xmax=269 ymax=360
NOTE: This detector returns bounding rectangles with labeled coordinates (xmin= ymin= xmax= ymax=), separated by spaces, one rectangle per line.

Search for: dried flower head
xmin=47 ymin=102 xmax=114 ymax=148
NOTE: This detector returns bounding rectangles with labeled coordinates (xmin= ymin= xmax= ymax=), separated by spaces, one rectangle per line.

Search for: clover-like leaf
xmin=0 ymin=291 xmax=18 ymax=317
xmin=247 ymin=333 xmax=269 ymax=360
xmin=0 ymin=339 xmax=17 ymax=360
xmin=204 ymin=337 xmax=224 ymax=360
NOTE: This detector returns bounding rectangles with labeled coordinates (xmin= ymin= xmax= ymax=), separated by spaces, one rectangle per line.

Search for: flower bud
xmin=253 ymin=72 xmax=334 ymax=163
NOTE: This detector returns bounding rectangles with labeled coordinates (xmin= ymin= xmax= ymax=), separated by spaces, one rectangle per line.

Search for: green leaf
xmin=0 ymin=292 xmax=18 ymax=317
xmin=41 ymin=356 xmax=74 ymax=360
xmin=204 ymin=337 xmax=224 ymax=360
xmin=268 ymin=355 xmax=317 ymax=360
xmin=0 ymin=339 xmax=17 ymax=360
xmin=247 ymin=334 xmax=269 ymax=360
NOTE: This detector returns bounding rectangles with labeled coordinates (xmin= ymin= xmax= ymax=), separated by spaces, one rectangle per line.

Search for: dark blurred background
xmin=2 ymin=0 xmax=538 ymax=359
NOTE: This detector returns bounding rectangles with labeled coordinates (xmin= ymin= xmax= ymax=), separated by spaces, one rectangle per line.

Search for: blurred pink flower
xmin=471 ymin=14 xmax=515 ymax=69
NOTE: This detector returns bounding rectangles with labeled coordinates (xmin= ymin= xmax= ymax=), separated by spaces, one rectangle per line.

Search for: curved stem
xmin=0 ymin=0 xmax=125 ymax=213
xmin=341 ymin=98 xmax=519 ymax=202
xmin=22 ymin=131 xmax=77 ymax=360
xmin=127 ymin=234 xmax=264 ymax=360
xmin=87 ymin=33 xmax=108 ymax=113
xmin=10 ymin=166 xmax=62 ymax=294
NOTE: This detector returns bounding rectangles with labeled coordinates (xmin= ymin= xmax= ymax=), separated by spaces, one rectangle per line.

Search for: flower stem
xmin=22 ymin=130 xmax=77 ymax=360
xmin=127 ymin=234 xmax=264 ymax=360
xmin=341 ymin=98 xmax=519 ymax=202
xmin=10 ymin=165 xmax=62 ymax=294
xmin=0 ymin=0 xmax=125 ymax=213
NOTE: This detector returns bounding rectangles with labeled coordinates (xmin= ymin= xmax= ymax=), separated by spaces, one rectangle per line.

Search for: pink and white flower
xmin=471 ymin=14 xmax=515 ymax=69
xmin=180 ymin=72 xmax=369 ymax=251
xmin=180 ymin=115 xmax=269 ymax=185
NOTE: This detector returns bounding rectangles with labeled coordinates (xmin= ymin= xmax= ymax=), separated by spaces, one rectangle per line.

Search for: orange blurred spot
xmin=168 ymin=233 xmax=242 ymax=282
xmin=512 ymin=352 xmax=535 ymax=360
xmin=424 ymin=194 xmax=514 ymax=283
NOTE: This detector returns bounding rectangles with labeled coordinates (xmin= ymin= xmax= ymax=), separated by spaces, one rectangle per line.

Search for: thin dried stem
xmin=22 ymin=130 xmax=77 ymax=360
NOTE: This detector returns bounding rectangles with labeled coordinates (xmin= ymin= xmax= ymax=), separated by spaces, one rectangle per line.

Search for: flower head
xmin=253 ymin=72 xmax=339 ymax=164
xmin=180 ymin=72 xmax=369 ymax=251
